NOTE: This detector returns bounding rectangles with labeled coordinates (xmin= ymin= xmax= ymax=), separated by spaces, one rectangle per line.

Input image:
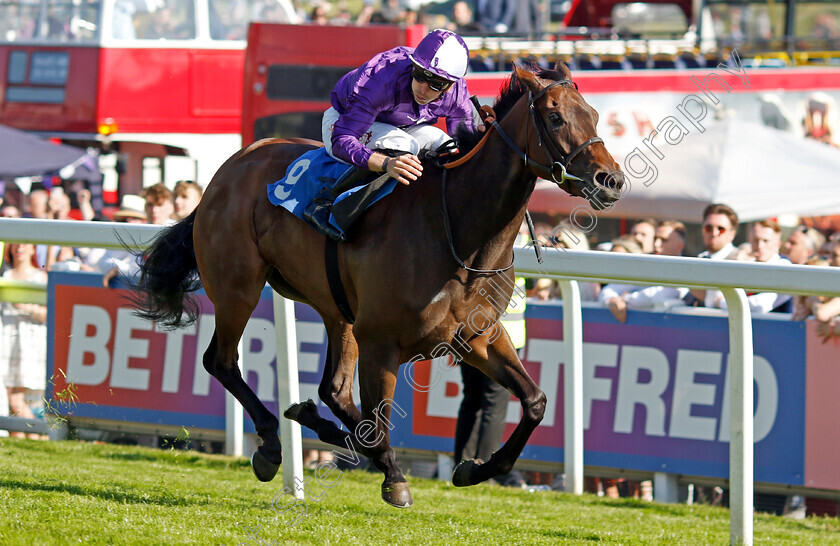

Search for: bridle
xmin=521 ymin=79 xmax=603 ymax=185
xmin=441 ymin=78 xmax=603 ymax=274
xmin=444 ymin=79 xmax=603 ymax=186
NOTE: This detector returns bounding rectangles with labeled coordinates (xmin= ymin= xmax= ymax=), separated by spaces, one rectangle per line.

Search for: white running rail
xmin=4 ymin=217 xmax=840 ymax=545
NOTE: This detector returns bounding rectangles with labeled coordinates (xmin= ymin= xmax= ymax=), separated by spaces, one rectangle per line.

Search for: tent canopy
xmin=0 ymin=124 xmax=99 ymax=182
xmin=530 ymin=119 xmax=840 ymax=223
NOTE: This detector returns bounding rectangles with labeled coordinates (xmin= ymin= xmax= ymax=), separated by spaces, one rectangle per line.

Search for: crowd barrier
xmin=3 ymin=217 xmax=840 ymax=545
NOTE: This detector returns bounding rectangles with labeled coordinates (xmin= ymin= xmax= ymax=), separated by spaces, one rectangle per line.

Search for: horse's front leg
xmin=452 ymin=328 xmax=546 ymax=487
xmin=317 ymin=321 xmax=363 ymax=428
xmin=285 ymin=331 xmax=410 ymax=506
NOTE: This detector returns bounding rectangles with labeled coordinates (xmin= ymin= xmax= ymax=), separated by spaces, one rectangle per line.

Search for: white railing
xmin=514 ymin=248 xmax=840 ymax=546
xmin=4 ymin=217 xmax=840 ymax=545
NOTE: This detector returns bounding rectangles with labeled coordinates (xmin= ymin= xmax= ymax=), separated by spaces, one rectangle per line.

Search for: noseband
xmin=528 ymin=80 xmax=603 ymax=184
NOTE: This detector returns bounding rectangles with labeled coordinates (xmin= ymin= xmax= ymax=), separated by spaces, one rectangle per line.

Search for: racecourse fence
xmin=3 ymin=217 xmax=840 ymax=546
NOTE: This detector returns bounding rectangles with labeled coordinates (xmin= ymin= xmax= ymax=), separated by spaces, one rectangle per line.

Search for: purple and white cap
xmin=408 ymin=28 xmax=470 ymax=82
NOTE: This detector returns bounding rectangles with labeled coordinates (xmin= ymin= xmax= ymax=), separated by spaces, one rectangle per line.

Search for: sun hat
xmin=112 ymin=194 xmax=147 ymax=221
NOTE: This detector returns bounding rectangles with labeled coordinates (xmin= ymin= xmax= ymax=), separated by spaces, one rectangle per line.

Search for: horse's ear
xmin=554 ymin=60 xmax=572 ymax=81
xmin=513 ymin=64 xmax=541 ymax=94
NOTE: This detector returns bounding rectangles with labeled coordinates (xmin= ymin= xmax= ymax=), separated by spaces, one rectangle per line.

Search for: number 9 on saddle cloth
xmin=267 ymin=147 xmax=400 ymax=242
xmin=267 ymin=138 xmax=458 ymax=242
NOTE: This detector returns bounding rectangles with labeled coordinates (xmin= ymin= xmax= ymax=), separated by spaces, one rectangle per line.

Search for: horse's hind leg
xmin=202 ymin=271 xmax=283 ymax=481
xmin=452 ymin=330 xmax=546 ymax=487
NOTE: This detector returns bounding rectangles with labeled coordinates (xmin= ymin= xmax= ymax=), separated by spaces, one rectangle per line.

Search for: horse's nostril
xmin=596 ymin=171 xmax=624 ymax=191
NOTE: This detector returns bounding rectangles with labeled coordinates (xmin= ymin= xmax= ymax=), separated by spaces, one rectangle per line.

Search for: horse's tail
xmin=131 ymin=209 xmax=202 ymax=329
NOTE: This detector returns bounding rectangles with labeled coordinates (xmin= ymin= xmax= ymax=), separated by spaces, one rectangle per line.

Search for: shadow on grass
xmin=101 ymin=450 xmax=201 ymax=464
xmin=97 ymin=449 xmax=250 ymax=471
xmin=0 ymin=476 xmax=213 ymax=508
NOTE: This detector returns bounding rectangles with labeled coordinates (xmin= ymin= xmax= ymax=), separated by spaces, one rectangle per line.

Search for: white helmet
xmin=408 ymin=29 xmax=470 ymax=81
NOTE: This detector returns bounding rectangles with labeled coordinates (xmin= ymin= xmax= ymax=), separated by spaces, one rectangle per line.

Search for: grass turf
xmin=0 ymin=438 xmax=838 ymax=545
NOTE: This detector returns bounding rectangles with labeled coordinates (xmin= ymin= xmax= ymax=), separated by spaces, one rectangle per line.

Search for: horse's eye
xmin=549 ymin=112 xmax=564 ymax=126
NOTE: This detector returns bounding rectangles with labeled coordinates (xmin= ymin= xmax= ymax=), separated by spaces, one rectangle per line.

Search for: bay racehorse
xmin=133 ymin=61 xmax=624 ymax=508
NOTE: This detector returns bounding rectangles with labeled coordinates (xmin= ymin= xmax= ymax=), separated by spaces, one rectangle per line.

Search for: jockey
xmin=305 ymin=28 xmax=482 ymax=241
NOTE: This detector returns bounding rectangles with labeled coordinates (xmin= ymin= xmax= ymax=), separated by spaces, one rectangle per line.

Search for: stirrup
xmin=303 ymin=201 xmax=345 ymax=243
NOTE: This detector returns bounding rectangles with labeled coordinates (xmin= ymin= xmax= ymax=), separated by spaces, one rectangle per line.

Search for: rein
xmin=440 ymin=79 xmax=602 ymax=274
xmin=441 ymin=167 xmax=515 ymax=275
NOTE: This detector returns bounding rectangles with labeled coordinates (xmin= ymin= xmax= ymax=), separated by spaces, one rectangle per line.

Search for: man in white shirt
xmin=689 ymin=203 xmax=740 ymax=307
xmin=629 ymin=218 xmax=656 ymax=254
xmin=601 ymin=220 xmax=689 ymax=323
xmin=713 ymin=220 xmax=792 ymax=313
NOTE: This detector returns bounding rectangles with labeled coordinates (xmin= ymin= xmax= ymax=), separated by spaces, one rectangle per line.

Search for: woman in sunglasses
xmin=322 ymin=28 xmax=480 ymax=187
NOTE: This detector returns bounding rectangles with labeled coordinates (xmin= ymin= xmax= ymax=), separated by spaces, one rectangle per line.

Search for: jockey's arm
xmin=368 ymin=151 xmax=422 ymax=186
xmin=331 ymin=100 xmax=424 ymax=185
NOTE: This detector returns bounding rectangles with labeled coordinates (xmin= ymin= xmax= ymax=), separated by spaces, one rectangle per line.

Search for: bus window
xmin=130 ymin=0 xmax=196 ymax=40
xmin=208 ymin=0 xmax=299 ymax=41
xmin=142 ymin=156 xmax=163 ymax=186
xmin=140 ymin=155 xmax=196 ymax=187
xmin=0 ymin=0 xmax=102 ymax=43
xmin=704 ymin=1 xmax=786 ymax=49
xmin=794 ymin=2 xmax=840 ymax=49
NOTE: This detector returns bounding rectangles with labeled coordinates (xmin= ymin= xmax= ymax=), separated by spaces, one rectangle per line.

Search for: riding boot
xmin=321 ymin=150 xmax=406 ymax=238
xmin=302 ymin=187 xmax=346 ymax=242
xmin=330 ymin=149 xmax=411 ymax=234
xmin=329 ymin=167 xmax=374 ymax=198
xmin=330 ymin=171 xmax=391 ymax=235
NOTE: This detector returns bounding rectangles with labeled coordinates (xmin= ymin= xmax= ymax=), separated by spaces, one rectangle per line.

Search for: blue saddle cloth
xmin=267 ymin=147 xmax=398 ymax=237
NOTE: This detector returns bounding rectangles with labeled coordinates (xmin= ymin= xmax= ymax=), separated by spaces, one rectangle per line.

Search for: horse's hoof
xmin=251 ymin=450 xmax=280 ymax=482
xmin=283 ymin=399 xmax=317 ymax=423
xmin=452 ymin=458 xmax=483 ymax=487
xmin=381 ymin=481 xmax=413 ymax=508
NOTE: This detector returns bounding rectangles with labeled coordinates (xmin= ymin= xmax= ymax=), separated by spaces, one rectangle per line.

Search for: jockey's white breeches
xmin=322 ymin=107 xmax=452 ymax=164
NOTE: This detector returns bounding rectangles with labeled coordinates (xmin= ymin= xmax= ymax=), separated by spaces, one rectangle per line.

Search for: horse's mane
xmin=453 ymin=63 xmax=564 ymax=154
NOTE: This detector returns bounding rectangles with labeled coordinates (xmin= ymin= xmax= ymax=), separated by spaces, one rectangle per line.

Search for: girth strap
xmin=325 ymin=238 xmax=355 ymax=324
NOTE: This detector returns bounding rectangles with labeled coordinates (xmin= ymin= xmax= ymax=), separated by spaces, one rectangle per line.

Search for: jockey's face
xmin=411 ymin=77 xmax=445 ymax=105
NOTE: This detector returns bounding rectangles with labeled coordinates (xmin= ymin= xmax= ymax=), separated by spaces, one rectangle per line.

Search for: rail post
xmin=558 ymin=280 xmax=583 ymax=494
xmin=224 ymin=338 xmax=244 ymax=457
xmin=722 ymin=288 xmax=753 ymax=546
xmin=273 ymin=293 xmax=304 ymax=498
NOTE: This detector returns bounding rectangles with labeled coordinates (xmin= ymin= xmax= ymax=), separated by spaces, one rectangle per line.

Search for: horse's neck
xmin=445 ymin=105 xmax=535 ymax=269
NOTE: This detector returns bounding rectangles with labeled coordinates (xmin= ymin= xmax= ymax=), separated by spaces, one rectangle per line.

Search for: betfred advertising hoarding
xmin=48 ymin=272 xmax=840 ymax=490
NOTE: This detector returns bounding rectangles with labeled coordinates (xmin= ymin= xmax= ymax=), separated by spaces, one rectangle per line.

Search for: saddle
xmin=303 ymin=155 xmax=400 ymax=243
xmin=291 ymin=141 xmax=461 ymax=243
xmin=266 ymin=147 xmax=401 ymax=243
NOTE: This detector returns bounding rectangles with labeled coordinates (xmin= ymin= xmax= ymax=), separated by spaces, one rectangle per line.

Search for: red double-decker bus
xmin=0 ymin=0 xmax=298 ymax=208
xmin=241 ymin=18 xmax=840 ymax=225
xmin=241 ymin=23 xmax=426 ymax=145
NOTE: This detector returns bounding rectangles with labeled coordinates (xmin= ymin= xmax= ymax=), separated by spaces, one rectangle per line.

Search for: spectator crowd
xmin=0 ymin=180 xmax=202 ymax=439
xmin=527 ymin=203 xmax=840 ymax=345
xmin=522 ymin=203 xmax=840 ymax=512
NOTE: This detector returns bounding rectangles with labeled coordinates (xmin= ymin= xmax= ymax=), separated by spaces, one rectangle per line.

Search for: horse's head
xmin=512 ymin=62 xmax=624 ymax=210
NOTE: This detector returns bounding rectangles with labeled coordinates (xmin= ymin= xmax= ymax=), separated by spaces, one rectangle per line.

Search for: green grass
xmin=0 ymin=439 xmax=838 ymax=545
